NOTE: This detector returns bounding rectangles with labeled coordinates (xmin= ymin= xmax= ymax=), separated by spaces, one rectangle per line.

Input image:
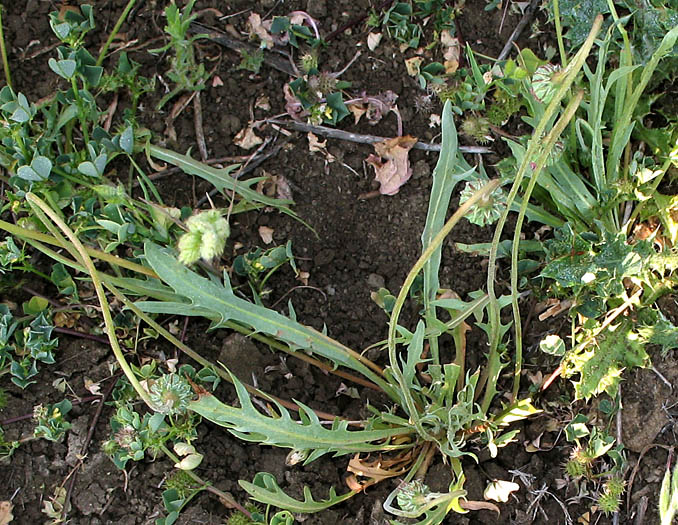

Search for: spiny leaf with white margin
xmin=189 ymin=370 xmax=411 ymax=458
xmin=138 ymin=242 xmax=395 ymax=396
xmin=239 ymin=472 xmax=356 ymax=513
xmin=564 ymin=320 xmax=650 ymax=400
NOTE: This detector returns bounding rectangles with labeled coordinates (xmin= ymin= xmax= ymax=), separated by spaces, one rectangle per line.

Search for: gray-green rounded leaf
xmin=18 ymin=156 xmax=52 ymax=181
xmin=119 ymin=126 xmax=134 ymax=154
xmin=48 ymin=58 xmax=77 ymax=79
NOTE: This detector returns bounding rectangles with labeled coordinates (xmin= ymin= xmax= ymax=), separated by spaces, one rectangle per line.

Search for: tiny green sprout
xmin=149 ymin=373 xmax=193 ymax=415
xmin=461 ymin=115 xmax=491 ymax=144
xmin=597 ymin=489 xmax=621 ymax=515
xmin=298 ymin=49 xmax=318 ymax=73
xmin=605 ymin=477 xmax=625 ymax=498
xmin=33 ymin=399 xmax=72 ymax=442
xmin=459 ymin=179 xmax=507 ymax=227
xmin=177 ymin=209 xmax=230 ymax=265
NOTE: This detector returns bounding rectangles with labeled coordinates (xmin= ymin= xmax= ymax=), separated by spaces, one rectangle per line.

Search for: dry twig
xmin=266 ymin=118 xmax=492 ymax=154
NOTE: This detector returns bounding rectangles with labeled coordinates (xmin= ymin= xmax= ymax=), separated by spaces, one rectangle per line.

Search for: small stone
xmin=306 ymin=0 xmax=327 ymax=18
xmin=367 ymin=273 xmax=385 ymax=290
xmin=219 ymin=333 xmax=266 ymax=382
xmin=412 ymin=159 xmax=431 ymax=180
xmin=314 ymin=248 xmax=335 ymax=266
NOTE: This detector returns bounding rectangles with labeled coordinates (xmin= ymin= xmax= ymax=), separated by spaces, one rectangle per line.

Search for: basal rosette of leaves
xmin=44 ymin=15 xmax=602 ymax=523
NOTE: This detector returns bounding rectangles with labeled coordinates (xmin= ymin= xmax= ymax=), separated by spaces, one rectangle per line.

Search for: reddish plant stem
xmin=53 ymin=326 xmax=110 ymax=345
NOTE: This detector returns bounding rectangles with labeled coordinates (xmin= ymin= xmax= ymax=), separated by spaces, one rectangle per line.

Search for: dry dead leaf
xmin=366 ymin=135 xmax=418 ymax=195
xmin=537 ymin=299 xmax=572 ymax=321
xmin=233 ymin=125 xmax=263 ymax=149
xmin=54 ymin=311 xmax=79 ymax=328
xmin=274 ymin=175 xmax=293 ymax=201
xmin=345 ymin=475 xmax=366 ymax=492
xmin=258 ymin=226 xmax=274 ymax=244
xmin=283 ymin=83 xmax=305 ymax=120
xmin=84 ymin=377 xmax=102 ymax=396
xmin=307 ymin=132 xmax=327 ymax=153
xmin=349 ymin=103 xmax=368 ymax=124
xmin=524 ymin=432 xmax=543 ymax=453
xmin=440 ymin=30 xmax=460 ymax=74
xmin=345 ymin=451 xmax=415 ymax=492
xmin=255 ymin=94 xmax=271 ymax=111
xmin=247 ymin=13 xmax=274 ymax=48
xmin=367 ymin=32 xmax=382 ymax=51
xmin=429 ymin=113 xmax=441 ymax=128
xmin=0 ymin=501 xmax=13 ymax=525
xmin=256 ymin=173 xmax=293 ymax=201
xmin=526 ymin=369 xmax=543 ymax=388
xmin=460 ymin=500 xmax=501 ymax=513
xmin=405 ymin=56 xmax=423 ymax=76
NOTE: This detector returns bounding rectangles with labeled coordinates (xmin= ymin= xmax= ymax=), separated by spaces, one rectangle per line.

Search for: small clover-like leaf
xmin=48 ymin=58 xmax=77 ymax=79
xmin=17 ymin=156 xmax=52 ymax=182
xmin=119 ymin=126 xmax=134 ymax=154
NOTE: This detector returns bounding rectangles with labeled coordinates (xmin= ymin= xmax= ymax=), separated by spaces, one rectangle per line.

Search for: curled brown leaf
xmin=366 ymin=135 xmax=418 ymax=195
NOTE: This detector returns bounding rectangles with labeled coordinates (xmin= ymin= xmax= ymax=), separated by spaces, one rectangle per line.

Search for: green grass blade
xmin=421 ymin=101 xmax=475 ymax=364
xmin=146 ymin=144 xmax=295 ymax=213
xmin=607 ymin=24 xmax=678 ymax=182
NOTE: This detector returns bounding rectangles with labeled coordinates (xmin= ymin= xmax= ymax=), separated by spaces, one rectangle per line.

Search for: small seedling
xmin=152 ymin=0 xmax=208 ymax=109
xmin=563 ymin=414 xmax=626 ymax=515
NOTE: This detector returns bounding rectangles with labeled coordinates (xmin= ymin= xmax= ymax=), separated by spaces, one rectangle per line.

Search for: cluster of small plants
xmin=563 ymin=412 xmax=626 ymax=514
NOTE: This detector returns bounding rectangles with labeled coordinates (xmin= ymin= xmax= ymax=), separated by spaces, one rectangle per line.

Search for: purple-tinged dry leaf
xmin=366 ymin=135 xmax=418 ymax=195
xmin=347 ymin=91 xmax=400 ymax=132
xmin=283 ymin=83 xmax=306 ymax=121
xmin=366 ymin=90 xmax=398 ymax=126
